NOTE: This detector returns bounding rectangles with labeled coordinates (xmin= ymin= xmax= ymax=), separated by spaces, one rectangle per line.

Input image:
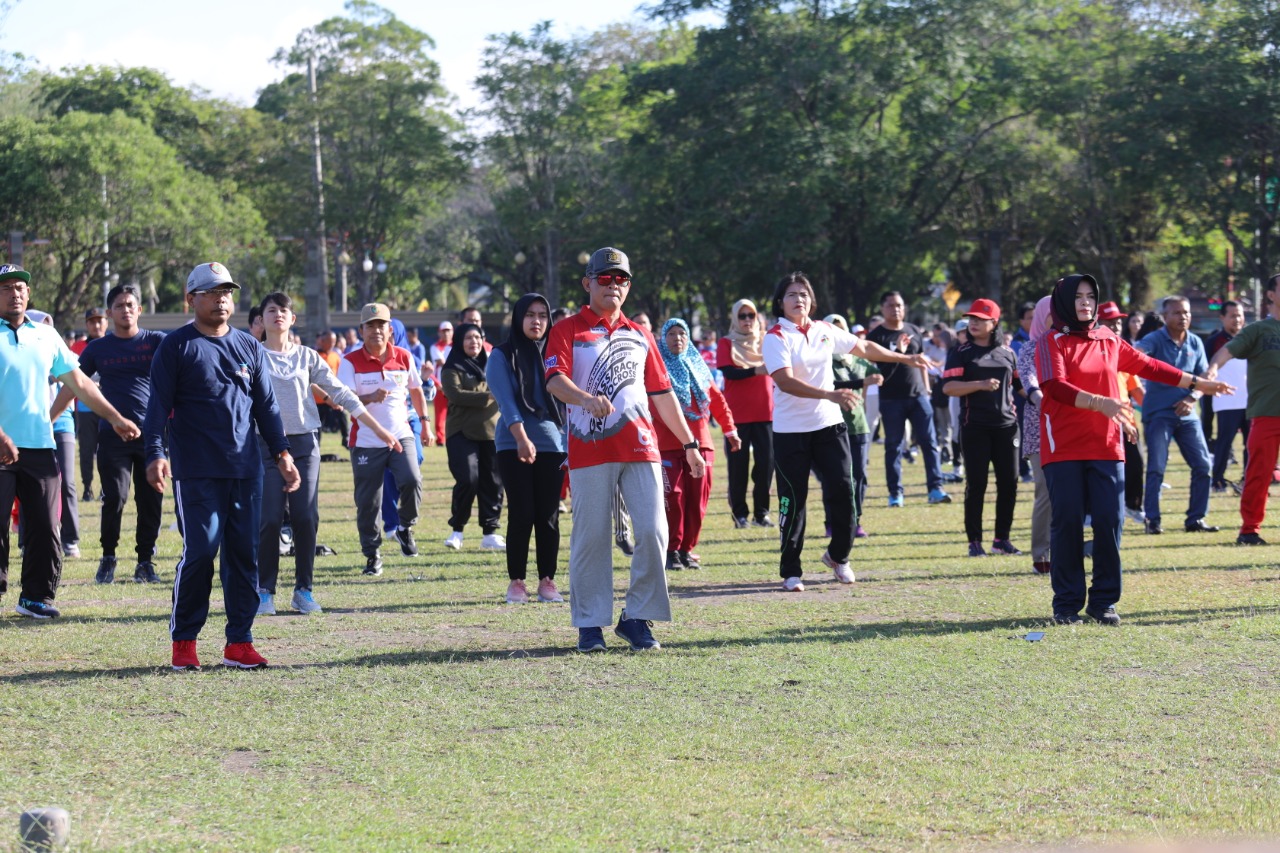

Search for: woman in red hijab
xmin=1035 ymin=274 xmax=1233 ymax=626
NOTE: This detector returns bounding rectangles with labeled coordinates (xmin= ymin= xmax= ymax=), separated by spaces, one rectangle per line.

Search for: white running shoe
xmin=781 ymin=576 xmax=805 ymax=592
xmin=821 ymin=551 xmax=855 ymax=584
xmin=444 ymin=531 xmax=463 ymax=550
xmin=480 ymin=533 xmax=507 ymax=551
xmin=256 ymin=592 xmax=276 ymax=616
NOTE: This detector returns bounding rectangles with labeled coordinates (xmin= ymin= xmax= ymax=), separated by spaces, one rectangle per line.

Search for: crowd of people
xmin=0 ymin=253 xmax=1272 ymax=666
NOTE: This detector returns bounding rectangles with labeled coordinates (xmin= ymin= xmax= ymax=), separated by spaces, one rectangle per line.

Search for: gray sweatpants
xmin=351 ymin=445 xmax=422 ymax=557
xmin=568 ymin=461 xmax=670 ymax=627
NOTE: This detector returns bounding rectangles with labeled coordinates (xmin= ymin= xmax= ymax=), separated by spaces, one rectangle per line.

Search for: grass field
xmin=1 ymin=430 xmax=1278 ymax=851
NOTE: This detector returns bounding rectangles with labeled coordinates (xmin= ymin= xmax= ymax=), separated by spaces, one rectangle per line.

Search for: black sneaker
xmin=1184 ymin=519 xmax=1220 ymax=533
xmin=1144 ymin=519 xmax=1163 ymax=535
xmin=95 ymin=556 xmax=117 ymax=584
xmin=16 ymin=598 xmax=60 ymax=619
xmin=1236 ymin=532 xmax=1268 ymax=546
xmin=1087 ymin=605 xmax=1121 ymax=626
xmin=733 ymin=516 xmax=750 ymax=529
xmin=968 ymin=541 xmax=986 ymax=557
xmin=990 ymin=539 xmax=1023 ymax=556
xmin=679 ymin=550 xmax=701 ymax=570
xmin=614 ymin=610 xmax=660 ymax=650
xmin=395 ymin=527 xmax=418 ymax=557
xmin=81 ymin=487 xmax=94 ymax=502
xmin=665 ymin=551 xmax=682 ymax=572
xmin=1052 ymin=612 xmax=1084 ymax=625
xmin=576 ymin=627 xmax=607 ymax=653
xmin=363 ymin=553 xmax=383 ymax=576
xmin=134 ymin=561 xmax=161 ymax=583
xmin=615 ymin=532 xmax=635 ymax=557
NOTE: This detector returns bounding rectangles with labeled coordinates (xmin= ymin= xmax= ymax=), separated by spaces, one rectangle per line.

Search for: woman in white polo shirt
xmin=762 ymin=272 xmax=930 ymax=591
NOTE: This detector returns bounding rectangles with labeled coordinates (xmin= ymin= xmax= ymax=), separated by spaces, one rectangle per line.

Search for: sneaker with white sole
xmin=395 ymin=527 xmax=418 ymax=557
xmin=16 ymin=598 xmax=60 ymax=619
xmin=222 ymin=642 xmax=268 ymax=669
xmin=171 ymin=640 xmax=200 ymax=671
xmin=781 ymin=576 xmax=805 ymax=592
xmin=61 ymin=542 xmax=80 ymax=558
xmin=444 ymin=531 xmax=464 ymax=550
xmin=536 ymin=577 xmax=563 ymax=602
xmin=506 ymin=579 xmax=530 ymax=603
xmin=257 ymin=591 xmax=276 ymax=616
xmin=480 ymin=533 xmax=507 ymax=551
xmin=291 ymin=589 xmax=322 ymax=614
xmin=821 ymin=551 xmax=855 ymax=584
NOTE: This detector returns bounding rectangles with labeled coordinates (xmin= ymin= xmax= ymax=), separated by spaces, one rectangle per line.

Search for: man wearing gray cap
xmin=0 ymin=264 xmax=141 ymax=619
xmin=144 ymin=261 xmax=299 ymax=671
xmin=544 ymin=247 xmax=706 ymax=652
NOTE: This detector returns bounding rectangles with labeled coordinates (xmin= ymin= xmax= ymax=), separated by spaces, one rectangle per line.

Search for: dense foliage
xmin=0 ymin=0 xmax=1275 ymax=330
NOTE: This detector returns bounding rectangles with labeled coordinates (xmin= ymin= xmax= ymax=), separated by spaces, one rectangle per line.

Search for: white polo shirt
xmin=762 ymin=317 xmax=860 ymax=434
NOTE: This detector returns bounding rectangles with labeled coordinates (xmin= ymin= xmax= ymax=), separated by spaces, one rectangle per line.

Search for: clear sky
xmin=0 ymin=0 xmax=703 ymax=112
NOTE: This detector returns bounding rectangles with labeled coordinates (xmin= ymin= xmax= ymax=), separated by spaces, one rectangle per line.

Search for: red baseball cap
xmin=963 ymin=298 xmax=1001 ymax=322
xmin=1097 ymin=301 xmax=1127 ymax=321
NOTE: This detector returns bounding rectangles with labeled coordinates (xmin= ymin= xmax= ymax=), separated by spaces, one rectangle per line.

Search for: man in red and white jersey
xmin=544 ymin=247 xmax=705 ymax=653
xmin=338 ymin=303 xmax=430 ymax=577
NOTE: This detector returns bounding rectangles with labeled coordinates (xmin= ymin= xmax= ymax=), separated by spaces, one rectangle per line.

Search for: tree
xmin=0 ymin=111 xmax=266 ymax=325
xmin=260 ymin=0 xmax=464 ymax=307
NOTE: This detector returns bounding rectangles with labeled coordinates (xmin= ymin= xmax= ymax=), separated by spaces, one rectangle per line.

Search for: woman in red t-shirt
xmin=1035 ymin=274 xmax=1233 ymax=626
xmin=716 ymin=299 xmax=774 ymax=528
xmin=654 ymin=319 xmax=739 ymax=570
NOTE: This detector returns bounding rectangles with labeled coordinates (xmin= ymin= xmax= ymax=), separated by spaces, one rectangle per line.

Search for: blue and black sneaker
xmin=614 ymin=610 xmax=660 ymax=651
xmin=577 ymin=627 xmax=607 ymax=653
xmin=16 ymin=598 xmax=60 ymax=619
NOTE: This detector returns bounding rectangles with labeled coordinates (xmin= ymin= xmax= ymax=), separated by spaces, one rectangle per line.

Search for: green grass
xmin=2 ymin=431 xmax=1278 ymax=851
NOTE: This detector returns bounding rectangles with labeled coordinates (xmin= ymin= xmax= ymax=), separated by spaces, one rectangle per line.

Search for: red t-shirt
xmin=715 ymin=338 xmax=773 ymax=424
xmin=1035 ymin=327 xmax=1182 ymax=465
xmin=544 ymin=306 xmax=673 ymax=470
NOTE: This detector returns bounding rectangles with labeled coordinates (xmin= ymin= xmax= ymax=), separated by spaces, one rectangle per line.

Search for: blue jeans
xmin=1143 ymin=413 xmax=1211 ymax=525
xmin=879 ymin=396 xmax=943 ymax=497
xmin=1043 ymin=459 xmax=1123 ymax=617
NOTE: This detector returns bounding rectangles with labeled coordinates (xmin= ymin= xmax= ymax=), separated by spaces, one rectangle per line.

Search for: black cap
xmin=586 ymin=247 xmax=631 ymax=277
xmin=85 ymin=306 xmax=106 ymax=319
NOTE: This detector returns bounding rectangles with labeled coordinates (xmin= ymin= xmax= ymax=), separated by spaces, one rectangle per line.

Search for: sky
xmin=0 ymin=0 xmax=707 ymax=112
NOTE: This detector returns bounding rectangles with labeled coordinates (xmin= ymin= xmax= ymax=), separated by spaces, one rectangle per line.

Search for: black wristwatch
xmin=683 ymin=441 xmax=699 ymax=451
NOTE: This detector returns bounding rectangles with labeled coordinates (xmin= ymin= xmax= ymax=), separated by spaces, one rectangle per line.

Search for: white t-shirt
xmin=762 ymin=317 xmax=860 ymax=433
xmin=1213 ymin=357 xmax=1249 ymax=412
xmin=429 ymin=342 xmax=451 ymax=383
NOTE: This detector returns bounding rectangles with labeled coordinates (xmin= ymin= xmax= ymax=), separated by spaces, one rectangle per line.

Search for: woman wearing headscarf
xmin=441 ymin=323 xmax=504 ymax=552
xmin=654 ymin=318 xmax=740 ymax=570
xmin=1015 ymin=296 xmax=1053 ymax=574
xmin=1035 ymin=274 xmax=1233 ymax=625
xmin=487 ymin=294 xmax=567 ymax=604
xmin=716 ymin=298 xmax=774 ymax=528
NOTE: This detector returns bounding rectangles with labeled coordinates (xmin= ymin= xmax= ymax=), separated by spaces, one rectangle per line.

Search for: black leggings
xmin=496 ymin=450 xmax=565 ymax=580
xmin=446 ymin=433 xmax=503 ymax=534
xmin=774 ymin=424 xmax=853 ymax=578
xmin=960 ymin=423 xmax=1019 ymax=542
xmin=725 ymin=420 xmax=773 ymax=521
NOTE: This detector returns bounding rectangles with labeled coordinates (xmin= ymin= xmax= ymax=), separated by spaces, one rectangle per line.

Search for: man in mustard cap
xmin=339 ymin=303 xmax=429 ymax=576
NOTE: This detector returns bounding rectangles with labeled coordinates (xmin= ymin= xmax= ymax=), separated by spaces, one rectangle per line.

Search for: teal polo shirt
xmin=0 ymin=315 xmax=79 ymax=449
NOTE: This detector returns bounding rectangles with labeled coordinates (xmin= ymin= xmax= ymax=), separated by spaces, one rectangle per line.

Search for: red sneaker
xmin=171 ymin=640 xmax=201 ymax=671
xmin=222 ymin=642 xmax=268 ymax=669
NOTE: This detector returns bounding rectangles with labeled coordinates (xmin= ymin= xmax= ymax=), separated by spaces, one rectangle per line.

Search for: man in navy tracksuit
xmin=144 ymin=262 xmax=299 ymax=671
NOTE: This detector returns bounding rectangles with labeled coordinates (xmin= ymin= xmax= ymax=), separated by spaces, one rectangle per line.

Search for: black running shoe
xmin=395 ymin=527 xmax=418 ymax=557
xmin=363 ymin=552 xmax=383 ymax=576
xmin=95 ymin=556 xmax=117 ymax=584
xmin=134 ymin=561 xmax=161 ymax=584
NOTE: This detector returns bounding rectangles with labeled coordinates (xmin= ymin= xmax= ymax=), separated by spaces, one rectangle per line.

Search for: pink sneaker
xmin=506 ymin=579 xmax=530 ymax=604
xmin=536 ymin=577 xmax=563 ymax=602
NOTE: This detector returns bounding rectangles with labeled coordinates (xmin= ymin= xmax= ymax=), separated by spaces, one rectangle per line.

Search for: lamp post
xmin=337 ymin=250 xmax=352 ymax=313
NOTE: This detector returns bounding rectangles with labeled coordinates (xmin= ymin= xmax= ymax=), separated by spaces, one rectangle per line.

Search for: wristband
xmin=683 ymin=441 xmax=700 ymax=451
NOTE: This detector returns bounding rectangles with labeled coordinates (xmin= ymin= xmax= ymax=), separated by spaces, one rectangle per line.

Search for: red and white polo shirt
xmin=338 ymin=344 xmax=421 ymax=448
xmin=543 ymin=306 xmax=672 ymax=470
xmin=762 ymin=317 xmax=860 ymax=434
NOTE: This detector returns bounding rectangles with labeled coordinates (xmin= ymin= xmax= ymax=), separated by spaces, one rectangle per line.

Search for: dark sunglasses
xmin=593 ymin=274 xmax=631 ymax=287
xmin=738 ymin=312 xmax=757 ymax=320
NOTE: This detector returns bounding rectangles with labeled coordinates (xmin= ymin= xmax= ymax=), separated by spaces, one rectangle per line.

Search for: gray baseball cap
xmin=586 ymin=247 xmax=631 ymax=277
xmin=186 ymin=262 xmax=240 ymax=293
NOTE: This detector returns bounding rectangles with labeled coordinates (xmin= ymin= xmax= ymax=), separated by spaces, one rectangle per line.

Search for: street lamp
xmin=577 ymin=251 xmax=590 ymax=266
xmin=337 ymin=250 xmax=352 ymax=313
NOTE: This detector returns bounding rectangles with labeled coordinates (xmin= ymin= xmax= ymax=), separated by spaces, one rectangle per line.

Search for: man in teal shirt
xmin=0 ymin=264 xmax=139 ymax=618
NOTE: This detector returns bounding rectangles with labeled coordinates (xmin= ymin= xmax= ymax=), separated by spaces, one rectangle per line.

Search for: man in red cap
xmin=941 ymin=298 xmax=1021 ymax=556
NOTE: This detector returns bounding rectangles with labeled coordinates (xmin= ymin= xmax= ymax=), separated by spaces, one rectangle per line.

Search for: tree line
xmin=0 ymin=0 xmax=1275 ymax=331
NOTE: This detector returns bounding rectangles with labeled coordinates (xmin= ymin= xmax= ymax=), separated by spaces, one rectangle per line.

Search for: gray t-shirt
xmin=262 ymin=343 xmax=366 ymax=435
